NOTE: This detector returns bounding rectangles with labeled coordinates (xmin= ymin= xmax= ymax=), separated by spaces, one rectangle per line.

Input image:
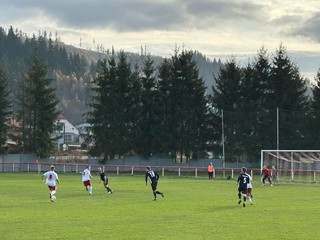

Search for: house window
xmin=64 ymin=134 xmax=72 ymax=142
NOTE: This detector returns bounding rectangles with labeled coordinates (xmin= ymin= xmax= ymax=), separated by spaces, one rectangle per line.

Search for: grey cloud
xmin=3 ymin=0 xmax=269 ymax=31
xmin=3 ymin=0 xmax=185 ymax=31
xmin=184 ymin=0 xmax=267 ymax=22
xmin=270 ymin=15 xmax=302 ymax=26
xmin=290 ymin=12 xmax=320 ymax=42
xmin=45 ymin=1 xmax=184 ymax=31
xmin=181 ymin=0 xmax=269 ymax=30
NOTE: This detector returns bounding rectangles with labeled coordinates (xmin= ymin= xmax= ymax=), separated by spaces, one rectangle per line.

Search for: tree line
xmin=1 ymin=25 xmax=320 ymax=163
xmin=211 ymin=46 xmax=317 ymax=163
xmin=87 ymin=50 xmax=212 ymax=162
xmin=87 ymin=45 xmax=320 ymax=163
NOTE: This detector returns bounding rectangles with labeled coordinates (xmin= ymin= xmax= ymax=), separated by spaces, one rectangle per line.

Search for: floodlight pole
xmin=222 ymin=109 xmax=225 ymax=178
xmin=277 ymin=107 xmax=279 ymax=170
xmin=277 ymin=107 xmax=279 ymax=151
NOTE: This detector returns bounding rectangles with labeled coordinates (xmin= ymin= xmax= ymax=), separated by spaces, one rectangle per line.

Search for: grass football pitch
xmin=0 ymin=172 xmax=320 ymax=240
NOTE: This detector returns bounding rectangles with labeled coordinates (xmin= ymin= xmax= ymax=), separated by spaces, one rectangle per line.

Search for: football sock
xmin=153 ymin=191 xmax=157 ymax=198
xmin=89 ymin=186 xmax=92 ymax=194
xmin=238 ymin=193 xmax=241 ymax=199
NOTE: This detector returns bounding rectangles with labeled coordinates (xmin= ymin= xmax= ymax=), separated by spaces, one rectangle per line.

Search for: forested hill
xmin=0 ymin=26 xmax=222 ymax=124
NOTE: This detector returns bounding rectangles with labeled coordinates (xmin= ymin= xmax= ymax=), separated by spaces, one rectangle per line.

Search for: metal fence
xmin=2 ymin=162 xmax=320 ymax=183
xmin=0 ymin=162 xmax=255 ymax=177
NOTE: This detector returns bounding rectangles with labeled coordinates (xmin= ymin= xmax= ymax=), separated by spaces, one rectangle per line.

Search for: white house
xmin=56 ymin=115 xmax=79 ymax=151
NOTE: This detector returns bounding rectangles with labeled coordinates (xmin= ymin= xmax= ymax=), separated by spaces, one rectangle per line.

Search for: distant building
xmin=74 ymin=122 xmax=92 ymax=145
xmin=55 ymin=115 xmax=79 ymax=151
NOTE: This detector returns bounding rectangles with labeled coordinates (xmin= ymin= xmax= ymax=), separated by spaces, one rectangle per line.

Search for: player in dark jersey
xmin=98 ymin=167 xmax=113 ymax=194
xmin=145 ymin=166 xmax=164 ymax=201
xmin=237 ymin=167 xmax=250 ymax=207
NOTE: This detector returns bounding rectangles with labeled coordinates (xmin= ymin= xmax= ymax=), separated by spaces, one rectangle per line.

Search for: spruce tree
xmin=250 ymin=47 xmax=275 ymax=150
xmin=135 ymin=56 xmax=160 ymax=158
xmin=0 ymin=68 xmax=11 ymax=154
xmin=210 ymin=57 xmax=243 ymax=162
xmin=269 ymin=44 xmax=308 ymax=110
xmin=237 ymin=63 xmax=259 ymax=158
xmin=269 ymin=44 xmax=309 ymax=149
xmin=309 ymin=68 xmax=320 ymax=148
xmin=87 ymin=58 xmax=115 ymax=158
xmin=158 ymin=58 xmax=174 ymax=155
xmin=158 ymin=50 xmax=212 ymax=161
xmin=16 ymin=54 xmax=59 ymax=157
xmin=115 ymin=51 xmax=139 ymax=156
xmin=88 ymin=52 xmax=139 ymax=159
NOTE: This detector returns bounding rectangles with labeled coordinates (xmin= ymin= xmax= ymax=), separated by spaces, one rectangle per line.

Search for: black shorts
xmin=101 ymin=178 xmax=108 ymax=185
xmin=151 ymin=181 xmax=158 ymax=191
xmin=238 ymin=186 xmax=247 ymax=194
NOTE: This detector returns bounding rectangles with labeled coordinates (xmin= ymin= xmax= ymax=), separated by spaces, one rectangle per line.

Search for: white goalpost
xmin=261 ymin=150 xmax=320 ymax=183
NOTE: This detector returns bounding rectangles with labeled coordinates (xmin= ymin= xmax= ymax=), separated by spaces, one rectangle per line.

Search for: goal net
xmin=261 ymin=150 xmax=320 ymax=183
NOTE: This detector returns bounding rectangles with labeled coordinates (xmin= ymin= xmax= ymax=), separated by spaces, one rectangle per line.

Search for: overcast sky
xmin=1 ymin=0 xmax=320 ymax=79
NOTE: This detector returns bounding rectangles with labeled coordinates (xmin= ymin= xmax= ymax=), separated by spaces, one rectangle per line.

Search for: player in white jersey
xmin=42 ymin=165 xmax=60 ymax=202
xmin=82 ymin=166 xmax=93 ymax=195
xmin=247 ymin=173 xmax=253 ymax=205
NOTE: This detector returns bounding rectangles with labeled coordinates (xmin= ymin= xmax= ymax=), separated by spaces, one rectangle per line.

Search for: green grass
xmin=0 ymin=173 xmax=320 ymax=240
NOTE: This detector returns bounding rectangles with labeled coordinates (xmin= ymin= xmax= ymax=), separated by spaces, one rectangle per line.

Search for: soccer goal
xmin=261 ymin=150 xmax=320 ymax=183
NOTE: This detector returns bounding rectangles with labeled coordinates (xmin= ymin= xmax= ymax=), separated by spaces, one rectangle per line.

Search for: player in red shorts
xmin=82 ymin=166 xmax=93 ymax=195
xmin=42 ymin=165 xmax=60 ymax=202
xmin=247 ymin=173 xmax=253 ymax=205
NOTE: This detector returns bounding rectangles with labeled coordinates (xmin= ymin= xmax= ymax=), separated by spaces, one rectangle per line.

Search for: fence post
xmin=291 ymin=171 xmax=294 ymax=181
xmin=162 ymin=167 xmax=164 ymax=176
xmin=76 ymin=165 xmax=78 ymax=174
xmin=64 ymin=165 xmax=66 ymax=173
xmin=231 ymin=169 xmax=234 ymax=179
xmin=178 ymin=168 xmax=181 ymax=177
xmin=27 ymin=163 xmax=30 ymax=172
xmin=117 ymin=166 xmax=119 ymax=175
xmin=13 ymin=163 xmax=15 ymax=172
xmin=131 ymin=166 xmax=134 ymax=175
xmin=314 ymin=171 xmax=316 ymax=182
xmin=195 ymin=168 xmax=197 ymax=178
